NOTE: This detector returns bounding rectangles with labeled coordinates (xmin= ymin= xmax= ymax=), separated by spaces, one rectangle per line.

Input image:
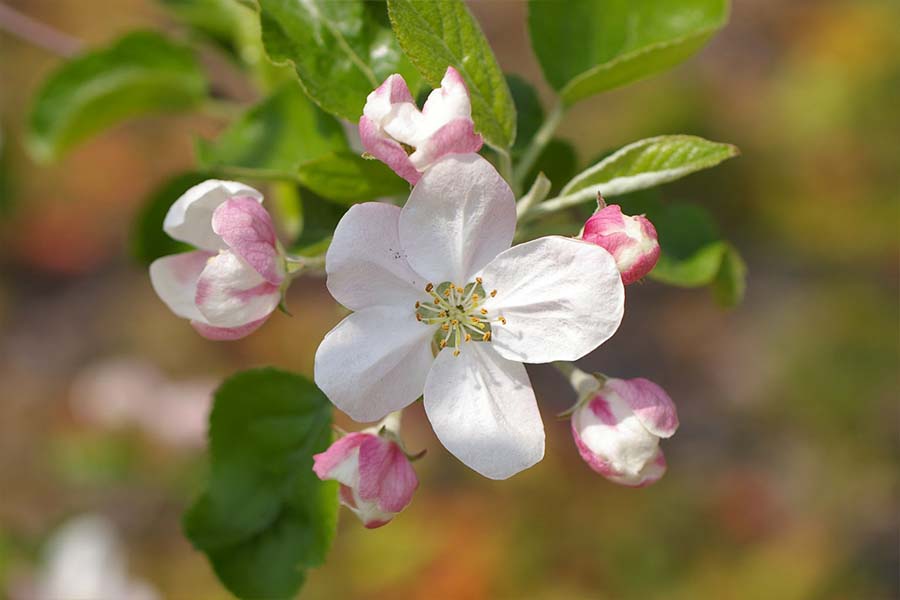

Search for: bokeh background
xmin=1 ymin=0 xmax=898 ymax=598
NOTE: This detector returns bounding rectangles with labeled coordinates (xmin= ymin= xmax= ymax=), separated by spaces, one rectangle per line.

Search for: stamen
xmin=482 ymin=332 xmax=491 ymax=341
xmin=490 ymin=289 xmax=497 ymax=297
xmin=498 ymin=316 xmax=507 ymax=325
xmin=425 ymin=283 xmax=434 ymax=293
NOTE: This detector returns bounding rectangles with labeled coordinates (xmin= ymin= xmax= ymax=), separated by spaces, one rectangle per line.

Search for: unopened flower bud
xmin=149 ymin=180 xmax=285 ymax=340
xmin=571 ymin=374 xmax=678 ymax=487
xmin=359 ymin=66 xmax=483 ymax=185
xmin=313 ymin=425 xmax=418 ymax=528
xmin=581 ymin=204 xmax=660 ymax=284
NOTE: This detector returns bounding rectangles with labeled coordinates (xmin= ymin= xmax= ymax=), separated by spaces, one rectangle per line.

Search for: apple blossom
xmin=359 ymin=66 xmax=483 ymax=185
xmin=314 ymin=155 xmax=625 ymax=480
xmin=313 ymin=417 xmax=418 ymax=529
xmin=569 ymin=369 xmax=678 ymax=487
xmin=581 ymin=204 xmax=660 ymax=284
xmin=149 ymin=180 xmax=285 ymax=340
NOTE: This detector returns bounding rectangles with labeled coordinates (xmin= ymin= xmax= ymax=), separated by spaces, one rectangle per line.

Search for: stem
xmin=552 ymin=361 xmax=602 ymax=398
xmin=515 ymin=172 xmax=552 ymax=219
xmin=518 ymin=188 xmax=596 ymax=223
xmin=496 ymin=148 xmax=518 ymax=196
xmin=514 ymin=100 xmax=565 ymax=186
xmin=285 ymin=253 xmax=326 ymax=275
xmin=378 ymin=411 xmax=403 ymax=436
xmin=211 ymin=165 xmax=299 ymax=183
xmin=0 ymin=3 xmax=82 ymax=57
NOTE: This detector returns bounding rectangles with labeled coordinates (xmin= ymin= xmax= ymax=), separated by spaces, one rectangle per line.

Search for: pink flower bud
xmin=581 ymin=204 xmax=660 ymax=285
xmin=571 ymin=377 xmax=678 ymax=487
xmin=359 ymin=66 xmax=483 ymax=185
xmin=149 ymin=180 xmax=285 ymax=340
xmin=313 ymin=431 xmax=418 ymax=528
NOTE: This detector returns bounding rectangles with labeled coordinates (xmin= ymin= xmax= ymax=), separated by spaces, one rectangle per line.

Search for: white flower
xmin=314 ymin=155 xmax=625 ymax=479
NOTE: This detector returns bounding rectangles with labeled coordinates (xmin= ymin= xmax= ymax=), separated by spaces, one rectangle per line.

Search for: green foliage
xmin=258 ymin=0 xmax=418 ymax=121
xmin=620 ymin=192 xmax=746 ymax=306
xmin=184 ymin=368 xmax=337 ymax=600
xmin=131 ymin=172 xmax=207 ymax=265
xmin=159 ymin=0 xmax=250 ymax=58
xmin=526 ymin=139 xmax=578 ymax=197
xmin=27 ymin=31 xmax=206 ymax=163
xmin=561 ymin=135 xmax=739 ymax=200
xmin=197 ymin=81 xmax=348 ymax=171
xmin=507 ymin=75 xmax=544 ymax=157
xmin=297 ymin=152 xmax=409 ymax=205
xmin=387 ymin=0 xmax=517 ymax=150
xmin=292 ymin=188 xmax=350 ymax=255
xmin=528 ymin=0 xmax=729 ymax=105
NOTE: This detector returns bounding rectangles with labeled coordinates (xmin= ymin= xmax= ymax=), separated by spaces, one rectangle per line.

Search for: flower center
xmin=415 ymin=278 xmax=506 ymax=356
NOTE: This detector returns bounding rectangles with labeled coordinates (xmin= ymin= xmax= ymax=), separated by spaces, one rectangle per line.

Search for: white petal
xmin=399 ymin=155 xmax=515 ymax=284
xmin=423 ymin=344 xmax=544 ymax=480
xmin=163 ymin=180 xmax=263 ymax=251
xmin=149 ymin=251 xmax=213 ymax=322
xmin=480 ymin=236 xmax=624 ymax=363
xmin=314 ymin=306 xmax=434 ymax=422
xmin=195 ymin=250 xmax=280 ymax=327
xmin=326 ymin=202 xmax=426 ymax=311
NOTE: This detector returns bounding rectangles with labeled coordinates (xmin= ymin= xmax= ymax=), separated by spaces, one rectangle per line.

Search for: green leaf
xmin=292 ymin=188 xmax=348 ymax=255
xmin=258 ymin=0 xmax=418 ymax=121
xmin=560 ymin=135 xmax=739 ymax=200
xmin=131 ymin=172 xmax=207 ymax=266
xmin=296 ymin=152 xmax=409 ymax=204
xmin=387 ymin=0 xmax=517 ymax=150
xmin=159 ymin=0 xmax=249 ymax=58
xmin=197 ymin=81 xmax=348 ymax=171
xmin=525 ymin=139 xmax=578 ymax=197
xmin=528 ymin=0 xmax=729 ymax=105
xmin=184 ymin=368 xmax=337 ymax=600
xmin=712 ymin=243 xmax=747 ymax=308
xmin=28 ymin=31 xmax=206 ymax=163
xmin=507 ymin=75 xmax=543 ymax=156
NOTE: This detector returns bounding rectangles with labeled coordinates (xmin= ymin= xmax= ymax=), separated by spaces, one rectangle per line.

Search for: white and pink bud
xmin=149 ymin=180 xmax=285 ymax=340
xmin=359 ymin=66 xmax=483 ymax=185
xmin=581 ymin=204 xmax=660 ymax=285
xmin=570 ymin=373 xmax=678 ymax=487
xmin=313 ymin=422 xmax=418 ymax=529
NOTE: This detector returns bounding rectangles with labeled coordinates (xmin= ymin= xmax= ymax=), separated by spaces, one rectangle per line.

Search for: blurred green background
xmin=0 ymin=0 xmax=897 ymax=598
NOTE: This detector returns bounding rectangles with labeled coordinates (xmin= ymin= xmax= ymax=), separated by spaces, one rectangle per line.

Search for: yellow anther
xmin=415 ymin=313 xmax=422 ymax=321
xmin=456 ymin=286 xmax=464 ymax=293
xmin=415 ymin=301 xmax=420 ymax=308
xmin=433 ymin=298 xmax=440 ymax=304
xmin=490 ymin=289 xmax=497 ymax=297
xmin=480 ymin=308 xmax=488 ymax=315
xmin=499 ymin=316 xmax=507 ymax=325
xmin=465 ymin=333 xmax=472 ymax=342
xmin=425 ymin=283 xmax=434 ymax=292
xmin=441 ymin=323 xmax=450 ymax=331
xmin=482 ymin=332 xmax=491 ymax=341
xmin=476 ymin=277 xmax=483 ymax=284
xmin=439 ymin=340 xmax=447 ymax=348
xmin=453 ymin=349 xmax=461 ymax=356
xmin=443 ymin=289 xmax=451 ymax=297
xmin=470 ymin=317 xmax=480 ymax=324
xmin=472 ymin=293 xmax=479 ymax=301
xmin=451 ymin=319 xmax=458 ymax=325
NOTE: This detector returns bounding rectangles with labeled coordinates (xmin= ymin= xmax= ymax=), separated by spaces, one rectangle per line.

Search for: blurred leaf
xmin=197 ymin=81 xmax=348 ymax=171
xmin=712 ymin=243 xmax=747 ymax=307
xmin=131 ymin=172 xmax=207 ymax=266
xmin=27 ymin=31 xmax=206 ymax=163
xmin=159 ymin=0 xmax=249 ymax=58
xmin=528 ymin=0 xmax=729 ymax=104
xmin=618 ymin=192 xmax=744 ymax=299
xmin=296 ymin=152 xmax=409 ymax=204
xmin=258 ymin=0 xmax=415 ymax=121
xmin=387 ymin=0 xmax=517 ymax=150
xmin=507 ymin=74 xmax=544 ymax=156
xmin=526 ymin=138 xmax=578 ymax=197
xmin=560 ymin=135 xmax=738 ymax=200
xmin=184 ymin=368 xmax=337 ymax=600
xmin=292 ymin=188 xmax=349 ymax=255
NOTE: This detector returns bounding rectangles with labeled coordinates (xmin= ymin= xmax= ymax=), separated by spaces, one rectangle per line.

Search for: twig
xmin=0 ymin=3 xmax=82 ymax=57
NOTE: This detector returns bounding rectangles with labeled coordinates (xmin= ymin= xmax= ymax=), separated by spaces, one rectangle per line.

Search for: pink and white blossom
xmin=359 ymin=66 xmax=483 ymax=185
xmin=149 ymin=180 xmax=285 ymax=340
xmin=313 ymin=426 xmax=418 ymax=529
xmin=314 ymin=155 xmax=625 ymax=480
xmin=571 ymin=375 xmax=678 ymax=487
xmin=581 ymin=204 xmax=660 ymax=285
